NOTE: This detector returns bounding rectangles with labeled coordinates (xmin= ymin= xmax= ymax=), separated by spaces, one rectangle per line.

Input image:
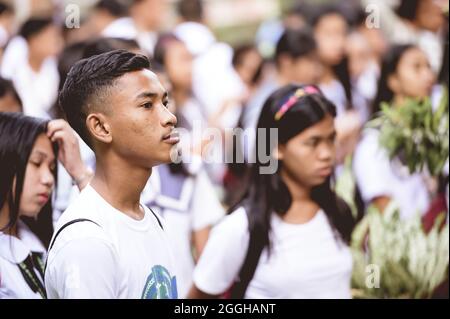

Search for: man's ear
xmin=86 ymin=113 xmax=112 ymax=144
xmin=273 ymin=144 xmax=285 ymax=161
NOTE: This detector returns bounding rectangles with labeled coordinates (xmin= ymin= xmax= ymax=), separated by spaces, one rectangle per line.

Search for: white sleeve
xmin=353 ymin=130 xmax=393 ymax=203
xmin=192 ymin=208 xmax=249 ymax=295
xmin=45 ymin=237 xmax=119 ymax=299
xmin=190 ymin=170 xmax=226 ymax=231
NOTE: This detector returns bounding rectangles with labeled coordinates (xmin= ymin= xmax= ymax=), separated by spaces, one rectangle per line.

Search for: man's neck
xmin=90 ymin=152 xmax=152 ymax=220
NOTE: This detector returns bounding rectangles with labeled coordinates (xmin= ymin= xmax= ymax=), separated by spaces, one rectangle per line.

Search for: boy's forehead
xmin=117 ymin=69 xmax=164 ymax=95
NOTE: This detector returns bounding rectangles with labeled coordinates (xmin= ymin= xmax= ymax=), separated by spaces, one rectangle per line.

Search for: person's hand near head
xmin=46 ymin=119 xmax=92 ymax=190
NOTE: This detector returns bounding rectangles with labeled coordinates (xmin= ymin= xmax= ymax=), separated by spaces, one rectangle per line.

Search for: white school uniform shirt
xmin=101 ymin=17 xmax=157 ymax=56
xmin=193 ymin=207 xmax=353 ymax=299
xmin=0 ymin=221 xmax=46 ymax=299
xmin=45 ymin=184 xmax=178 ymax=299
xmin=101 ymin=17 xmax=138 ymax=40
xmin=0 ymin=36 xmax=59 ymax=119
xmin=353 ymin=128 xmax=431 ymax=219
xmin=141 ymin=165 xmax=225 ymax=298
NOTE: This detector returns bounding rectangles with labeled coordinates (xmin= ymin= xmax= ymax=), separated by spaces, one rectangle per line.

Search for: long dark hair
xmin=372 ymin=44 xmax=416 ymax=117
xmin=310 ymin=3 xmax=354 ymax=110
xmin=0 ymin=112 xmax=57 ymax=247
xmin=232 ymin=84 xmax=356 ymax=253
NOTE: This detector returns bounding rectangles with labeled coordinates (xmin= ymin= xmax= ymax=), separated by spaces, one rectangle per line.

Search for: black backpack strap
xmin=229 ymin=213 xmax=265 ymax=299
xmin=48 ymin=218 xmax=100 ymax=252
xmin=149 ymin=208 xmax=164 ymax=230
xmin=45 ymin=218 xmax=101 ymax=276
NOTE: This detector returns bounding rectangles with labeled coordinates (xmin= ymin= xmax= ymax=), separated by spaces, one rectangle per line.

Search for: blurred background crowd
xmin=0 ymin=0 xmax=448 ymax=298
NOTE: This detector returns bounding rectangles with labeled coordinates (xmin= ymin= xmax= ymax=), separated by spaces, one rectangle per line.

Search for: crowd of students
xmin=0 ymin=0 xmax=448 ymax=299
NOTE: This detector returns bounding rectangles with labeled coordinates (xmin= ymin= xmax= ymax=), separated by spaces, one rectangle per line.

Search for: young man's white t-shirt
xmin=0 ymin=221 xmax=46 ymax=299
xmin=45 ymin=185 xmax=178 ymax=299
xmin=193 ymin=207 xmax=353 ymax=299
xmin=141 ymin=166 xmax=225 ymax=298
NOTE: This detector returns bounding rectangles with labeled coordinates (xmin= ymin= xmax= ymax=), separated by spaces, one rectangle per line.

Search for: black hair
xmin=95 ymin=0 xmax=128 ymax=17
xmin=372 ymin=44 xmax=416 ymax=116
xmin=177 ymin=0 xmax=203 ymax=22
xmin=0 ymin=112 xmax=57 ymax=247
xmin=0 ymin=76 xmax=23 ymax=110
xmin=19 ymin=17 xmax=55 ymax=41
xmin=275 ymin=27 xmax=317 ymax=67
xmin=233 ymin=84 xmax=356 ymax=253
xmin=232 ymin=43 xmax=264 ymax=86
xmin=58 ymin=49 xmax=150 ymax=148
xmin=396 ymin=0 xmax=420 ymax=21
xmin=82 ymin=37 xmax=140 ymax=59
xmin=153 ymin=33 xmax=183 ymax=66
xmin=438 ymin=27 xmax=449 ymax=87
xmin=0 ymin=1 xmax=13 ymax=15
xmin=310 ymin=3 xmax=353 ymax=110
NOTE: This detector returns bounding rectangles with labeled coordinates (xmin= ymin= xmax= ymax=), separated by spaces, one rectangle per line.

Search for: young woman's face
xmin=165 ymin=40 xmax=193 ymax=91
xmin=389 ymin=47 xmax=435 ymax=100
xmin=30 ymin=24 xmax=63 ymax=59
xmin=288 ymin=54 xmax=322 ymax=85
xmin=314 ymin=13 xmax=348 ymax=66
xmin=19 ymin=133 xmax=55 ymax=218
xmin=278 ymin=114 xmax=336 ymax=188
xmin=235 ymin=48 xmax=263 ymax=87
xmin=416 ymin=0 xmax=445 ymax=32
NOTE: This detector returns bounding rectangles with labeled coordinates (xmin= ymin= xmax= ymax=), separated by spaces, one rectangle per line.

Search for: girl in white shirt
xmin=354 ymin=44 xmax=436 ymax=218
xmin=189 ymin=84 xmax=356 ymax=299
xmin=0 ymin=113 xmax=92 ymax=298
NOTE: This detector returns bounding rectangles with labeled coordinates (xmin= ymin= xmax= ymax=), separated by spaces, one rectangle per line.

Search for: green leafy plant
xmin=351 ymin=203 xmax=449 ymax=299
xmin=368 ymin=89 xmax=449 ymax=177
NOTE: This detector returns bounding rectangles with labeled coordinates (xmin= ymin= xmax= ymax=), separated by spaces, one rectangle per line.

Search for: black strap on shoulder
xmin=48 ymin=218 xmax=100 ymax=252
xmin=45 ymin=219 xmax=100 ymax=277
xmin=229 ymin=213 xmax=266 ymax=299
xmin=149 ymin=208 xmax=164 ymax=230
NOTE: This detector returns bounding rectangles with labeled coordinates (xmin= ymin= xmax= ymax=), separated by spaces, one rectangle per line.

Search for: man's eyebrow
xmin=135 ymin=91 xmax=158 ymax=100
xmin=135 ymin=91 xmax=169 ymax=101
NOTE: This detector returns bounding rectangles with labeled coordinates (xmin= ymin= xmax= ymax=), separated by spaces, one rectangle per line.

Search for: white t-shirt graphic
xmin=45 ymin=185 xmax=178 ymax=299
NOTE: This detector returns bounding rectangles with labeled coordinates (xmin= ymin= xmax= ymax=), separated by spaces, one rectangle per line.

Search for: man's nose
xmin=161 ymin=105 xmax=177 ymax=127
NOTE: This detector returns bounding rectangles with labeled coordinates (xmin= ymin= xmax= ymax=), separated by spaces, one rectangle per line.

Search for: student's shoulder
xmin=211 ymin=207 xmax=249 ymax=236
xmin=51 ymin=189 xmax=111 ymax=252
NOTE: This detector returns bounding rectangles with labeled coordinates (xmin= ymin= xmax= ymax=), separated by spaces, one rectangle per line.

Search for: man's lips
xmin=162 ymin=130 xmax=180 ymax=145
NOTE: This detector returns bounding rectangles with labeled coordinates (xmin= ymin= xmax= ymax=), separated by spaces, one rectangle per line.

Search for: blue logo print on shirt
xmin=141 ymin=265 xmax=178 ymax=299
